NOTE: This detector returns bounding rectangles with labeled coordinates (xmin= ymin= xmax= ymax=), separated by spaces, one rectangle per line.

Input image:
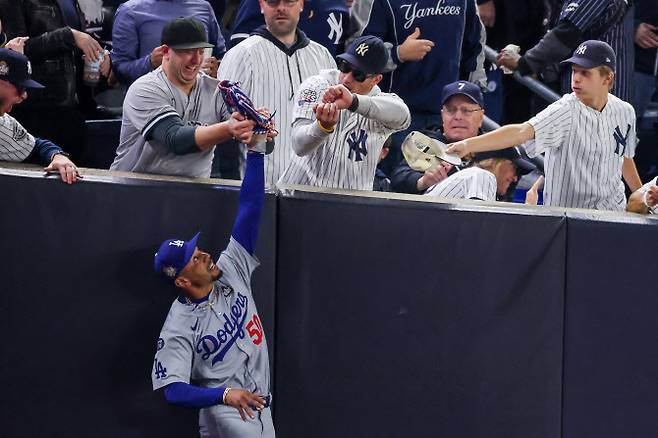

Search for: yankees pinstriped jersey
xmin=111 ymin=68 xmax=229 ymax=178
xmin=424 ymin=166 xmax=496 ymax=201
xmin=278 ymin=69 xmax=410 ymax=190
xmin=0 ymin=113 xmax=35 ymax=162
xmin=558 ymin=0 xmax=633 ymax=101
xmin=152 ymin=238 xmax=270 ymax=433
xmin=218 ymin=28 xmax=336 ymax=185
xmin=526 ymin=92 xmax=636 ymax=210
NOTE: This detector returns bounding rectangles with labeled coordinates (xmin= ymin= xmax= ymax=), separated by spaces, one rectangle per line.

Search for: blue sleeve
xmin=164 ymin=382 xmax=224 ymax=409
xmin=231 ymin=151 xmax=264 ymax=255
xmin=361 ymin=0 xmax=394 ymax=41
xmin=459 ymin=0 xmax=483 ymax=79
xmin=111 ymin=5 xmax=153 ymax=84
xmin=32 ymin=138 xmax=63 ymax=165
xmin=207 ymin=4 xmax=227 ymax=57
xmin=230 ymin=0 xmax=264 ymax=47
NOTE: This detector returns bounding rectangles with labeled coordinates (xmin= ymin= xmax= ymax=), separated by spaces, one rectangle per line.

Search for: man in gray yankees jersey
xmin=0 ymin=48 xmax=80 ymax=184
xmin=152 ymin=139 xmax=274 ymax=437
xmin=218 ymin=0 xmax=336 ymax=185
xmin=425 ymin=148 xmax=535 ymax=202
xmin=111 ymin=18 xmax=258 ymax=178
xmin=278 ymin=35 xmax=411 ymax=190
xmin=448 ymin=40 xmax=643 ymax=211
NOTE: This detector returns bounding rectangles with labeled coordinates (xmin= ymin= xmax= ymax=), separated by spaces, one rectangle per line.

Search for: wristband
xmin=222 ymin=387 xmax=231 ymax=404
xmin=316 ymin=119 xmax=335 ymax=133
xmin=347 ymin=94 xmax=359 ymax=112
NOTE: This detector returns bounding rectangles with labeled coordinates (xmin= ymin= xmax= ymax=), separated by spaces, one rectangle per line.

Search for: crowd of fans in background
xmin=0 ymin=0 xmax=656 ymax=214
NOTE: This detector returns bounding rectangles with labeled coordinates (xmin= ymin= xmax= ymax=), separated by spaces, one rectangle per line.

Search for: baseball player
xmin=110 ymin=18 xmax=257 ymax=178
xmin=218 ymin=0 xmax=336 ymax=185
xmin=0 ymin=48 xmax=79 ymax=183
xmin=447 ymin=40 xmax=643 ymax=211
xmin=424 ymin=148 xmax=535 ymax=201
xmin=277 ymin=35 xmax=410 ymax=190
xmin=627 ymin=176 xmax=658 ymax=214
xmin=152 ymin=136 xmax=274 ymax=437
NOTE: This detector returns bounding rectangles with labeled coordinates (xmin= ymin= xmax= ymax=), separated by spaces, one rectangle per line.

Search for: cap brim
xmin=181 ymin=232 xmax=201 ymax=269
xmin=337 ymin=53 xmax=374 ymax=74
xmin=168 ymin=42 xmax=214 ymax=50
xmin=441 ymin=91 xmax=480 ymax=106
xmin=21 ymin=78 xmax=45 ymax=89
xmin=560 ymin=56 xmax=599 ymax=69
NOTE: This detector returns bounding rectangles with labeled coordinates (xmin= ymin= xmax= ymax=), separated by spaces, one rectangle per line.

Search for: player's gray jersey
xmin=278 ymin=69 xmax=410 ymax=190
xmin=152 ymin=238 xmax=270 ymax=423
xmin=527 ymin=93 xmax=636 ymax=211
xmin=0 ymin=113 xmax=35 ymax=162
xmin=218 ymin=34 xmax=336 ymax=185
xmin=424 ymin=166 xmax=497 ymax=201
xmin=111 ymin=68 xmax=229 ymax=178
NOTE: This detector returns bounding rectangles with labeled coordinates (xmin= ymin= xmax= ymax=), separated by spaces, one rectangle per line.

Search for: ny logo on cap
xmin=169 ymin=240 xmax=185 ymax=247
xmin=575 ymin=45 xmax=587 ymax=55
xmin=356 ymin=43 xmax=369 ymax=56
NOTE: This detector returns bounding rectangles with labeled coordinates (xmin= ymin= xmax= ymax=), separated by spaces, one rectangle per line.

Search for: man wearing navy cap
xmin=391 ymin=80 xmax=489 ymax=195
xmin=151 ymin=130 xmax=275 ymax=437
xmin=0 ymin=48 xmax=80 ymax=183
xmin=447 ymin=40 xmax=643 ymax=211
xmin=277 ymin=35 xmax=411 ymax=190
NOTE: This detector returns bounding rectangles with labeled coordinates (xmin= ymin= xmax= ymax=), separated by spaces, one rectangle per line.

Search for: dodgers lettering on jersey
xmin=424 ymin=166 xmax=496 ymax=201
xmin=278 ymin=69 xmax=410 ymax=190
xmin=111 ymin=68 xmax=230 ymax=178
xmin=0 ymin=113 xmax=35 ymax=162
xmin=526 ymin=92 xmax=636 ymax=211
xmin=152 ymin=238 xmax=269 ymax=401
xmin=218 ymin=33 xmax=336 ymax=185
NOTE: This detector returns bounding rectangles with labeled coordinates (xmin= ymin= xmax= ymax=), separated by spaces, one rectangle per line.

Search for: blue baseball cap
xmin=337 ymin=35 xmax=388 ymax=74
xmin=441 ymin=81 xmax=483 ymax=107
xmin=561 ymin=40 xmax=616 ymax=72
xmin=154 ymin=232 xmax=200 ymax=282
xmin=0 ymin=48 xmax=44 ymax=89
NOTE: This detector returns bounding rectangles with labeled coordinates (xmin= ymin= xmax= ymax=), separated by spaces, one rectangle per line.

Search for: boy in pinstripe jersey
xmin=277 ymin=35 xmax=410 ymax=190
xmin=448 ymin=40 xmax=643 ymax=211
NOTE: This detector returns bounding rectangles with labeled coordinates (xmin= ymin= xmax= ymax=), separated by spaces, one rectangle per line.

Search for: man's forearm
xmin=231 ymin=152 xmax=264 ymax=254
xmin=354 ymin=94 xmax=411 ymax=129
xmin=463 ymin=123 xmax=535 ymax=153
xmin=622 ymin=157 xmax=642 ymax=192
xmin=194 ymin=122 xmax=234 ymax=151
xmin=291 ymin=119 xmax=331 ymax=156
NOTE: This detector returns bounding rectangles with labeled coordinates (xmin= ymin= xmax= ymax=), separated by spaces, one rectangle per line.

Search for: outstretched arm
xmin=231 ymin=149 xmax=265 ymax=255
xmin=446 ymin=123 xmax=535 ymax=157
xmin=164 ymin=383 xmax=266 ymax=420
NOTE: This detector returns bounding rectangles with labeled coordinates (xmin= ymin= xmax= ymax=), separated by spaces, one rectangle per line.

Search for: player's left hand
xmin=201 ymin=56 xmax=219 ymax=78
xmin=224 ymin=388 xmax=266 ymax=421
xmin=322 ymin=85 xmax=353 ymax=110
xmin=44 ymin=154 xmax=81 ymax=185
xmin=313 ymin=102 xmax=339 ymax=130
xmin=496 ymin=49 xmax=520 ymax=71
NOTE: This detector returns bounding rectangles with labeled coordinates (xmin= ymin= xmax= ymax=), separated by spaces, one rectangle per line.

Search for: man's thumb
xmin=408 ymin=27 xmax=421 ymax=40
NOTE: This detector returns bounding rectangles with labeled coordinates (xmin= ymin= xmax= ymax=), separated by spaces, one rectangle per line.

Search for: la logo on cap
xmin=0 ymin=61 xmax=8 ymax=75
xmin=356 ymin=43 xmax=369 ymax=56
xmin=575 ymin=45 xmax=587 ymax=55
xmin=163 ymin=266 xmax=177 ymax=278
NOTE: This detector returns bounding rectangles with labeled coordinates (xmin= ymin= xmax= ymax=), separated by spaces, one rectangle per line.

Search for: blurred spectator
xmin=632 ymin=0 xmax=658 ymax=119
xmin=626 ymin=176 xmax=658 ymax=214
xmin=277 ymin=35 xmax=410 ymax=190
xmin=350 ymin=0 xmax=485 ymax=177
xmin=111 ymin=0 xmax=226 ymax=86
xmin=497 ymin=0 xmax=635 ymax=102
xmin=0 ymin=18 xmax=29 ymax=53
xmin=218 ymin=0 xmax=336 ymax=185
xmin=110 ymin=18 xmax=257 ymax=178
xmin=424 ymin=148 xmax=535 ymax=202
xmin=0 ymin=48 xmax=81 ymax=184
xmin=373 ymin=136 xmax=392 ymax=192
xmin=391 ymin=81 xmax=484 ymax=195
xmin=1 ymin=0 xmax=110 ymax=163
xmin=230 ymin=0 xmax=350 ymax=56
xmin=477 ymin=0 xmax=550 ymax=124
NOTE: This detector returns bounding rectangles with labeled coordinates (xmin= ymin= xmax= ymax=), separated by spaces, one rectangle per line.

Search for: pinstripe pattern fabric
xmin=559 ymin=0 xmax=634 ymax=101
xmin=218 ymin=36 xmax=336 ymax=185
xmin=278 ymin=69 xmax=410 ymax=190
xmin=424 ymin=167 xmax=497 ymax=201
xmin=527 ymin=92 xmax=636 ymax=210
xmin=0 ymin=113 xmax=35 ymax=162
xmin=111 ymin=68 xmax=228 ymax=178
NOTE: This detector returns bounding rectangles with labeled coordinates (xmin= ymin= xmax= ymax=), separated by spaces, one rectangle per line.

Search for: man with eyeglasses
xmin=0 ymin=48 xmax=80 ymax=184
xmin=218 ymin=0 xmax=336 ymax=185
xmin=391 ymin=80 xmax=486 ymax=195
xmin=277 ymin=35 xmax=410 ymax=190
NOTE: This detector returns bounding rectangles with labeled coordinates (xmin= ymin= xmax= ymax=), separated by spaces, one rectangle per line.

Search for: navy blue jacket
xmin=230 ymin=0 xmax=349 ymax=56
xmin=635 ymin=0 xmax=658 ymax=76
xmin=355 ymin=0 xmax=483 ymax=115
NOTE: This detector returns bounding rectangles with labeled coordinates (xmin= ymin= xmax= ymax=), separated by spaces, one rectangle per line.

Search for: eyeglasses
xmin=264 ymin=0 xmax=299 ymax=6
xmin=442 ymin=106 xmax=483 ymax=117
xmin=338 ymin=60 xmax=373 ymax=83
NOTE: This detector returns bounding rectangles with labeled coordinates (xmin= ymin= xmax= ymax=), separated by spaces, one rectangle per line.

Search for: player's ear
xmin=370 ymin=74 xmax=383 ymax=87
xmin=174 ymin=276 xmax=190 ymax=290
